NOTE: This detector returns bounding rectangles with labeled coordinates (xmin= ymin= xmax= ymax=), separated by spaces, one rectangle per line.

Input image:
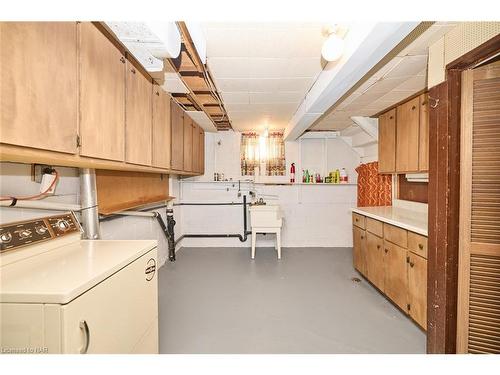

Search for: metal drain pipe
xmin=80 ymin=168 xmax=101 ymax=240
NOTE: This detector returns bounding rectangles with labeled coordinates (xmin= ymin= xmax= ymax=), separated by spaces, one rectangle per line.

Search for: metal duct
xmin=80 ymin=168 xmax=101 ymax=240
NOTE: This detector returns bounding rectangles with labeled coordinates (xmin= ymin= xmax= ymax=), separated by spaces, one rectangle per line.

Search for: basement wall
xmin=177 ymin=131 xmax=359 ymax=248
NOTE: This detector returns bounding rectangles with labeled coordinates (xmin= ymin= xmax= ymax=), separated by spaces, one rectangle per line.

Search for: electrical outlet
xmin=31 ymin=164 xmax=53 ymax=183
xmin=40 ymin=172 xmax=57 ymax=194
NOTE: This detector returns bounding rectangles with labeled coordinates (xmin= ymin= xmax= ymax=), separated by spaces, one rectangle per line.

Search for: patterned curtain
xmin=355 ymin=161 xmax=392 ymax=207
xmin=240 ymin=132 xmax=259 ymax=176
xmin=241 ymin=131 xmax=285 ymax=176
xmin=266 ymin=131 xmax=286 ymax=176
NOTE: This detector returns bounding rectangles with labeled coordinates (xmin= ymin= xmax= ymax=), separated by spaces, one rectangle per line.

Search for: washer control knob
xmin=56 ymin=219 xmax=70 ymax=231
xmin=19 ymin=229 xmax=32 ymax=239
xmin=35 ymin=225 xmax=48 ymax=235
xmin=0 ymin=232 xmax=13 ymax=243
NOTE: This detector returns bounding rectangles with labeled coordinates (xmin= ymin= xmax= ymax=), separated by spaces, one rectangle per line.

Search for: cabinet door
xmin=1 ymin=22 xmax=78 ymax=153
xmin=383 ymin=241 xmax=408 ymax=310
xmin=79 ymin=22 xmax=125 ymax=161
xmin=199 ymin=128 xmax=205 ymax=174
xmin=183 ymin=115 xmax=193 ymax=171
xmin=408 ymin=252 xmax=427 ymax=329
xmin=396 ymin=96 xmax=420 ymax=172
xmin=192 ymin=122 xmax=200 ymax=173
xmin=378 ymin=108 xmax=396 ymax=173
xmin=366 ymin=232 xmax=385 ymax=291
xmin=152 ymin=87 xmax=171 ymax=168
xmin=125 ymin=61 xmax=153 ymax=166
xmin=418 ymin=93 xmax=429 ymax=172
xmin=353 ymin=226 xmax=367 ymax=275
xmin=170 ymin=101 xmax=184 ymax=170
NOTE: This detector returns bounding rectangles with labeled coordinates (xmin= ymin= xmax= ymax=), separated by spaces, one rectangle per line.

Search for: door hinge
xmin=76 ymin=135 xmax=81 ymax=148
xmin=407 ymin=303 xmax=411 ymax=311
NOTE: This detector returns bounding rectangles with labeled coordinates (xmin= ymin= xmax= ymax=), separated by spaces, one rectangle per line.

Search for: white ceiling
xmin=202 ymin=23 xmax=327 ymax=132
xmin=312 ymin=22 xmax=458 ymax=131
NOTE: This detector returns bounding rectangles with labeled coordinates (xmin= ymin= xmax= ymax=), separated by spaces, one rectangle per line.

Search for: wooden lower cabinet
xmin=407 ymin=252 xmax=427 ymax=328
xmin=366 ymin=232 xmax=385 ymax=291
xmin=352 ymin=213 xmax=428 ymax=330
xmin=352 ymin=226 xmax=367 ymax=275
xmin=383 ymin=241 xmax=408 ymax=311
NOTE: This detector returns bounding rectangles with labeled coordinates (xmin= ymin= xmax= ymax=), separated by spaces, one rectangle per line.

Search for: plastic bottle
xmin=340 ymin=168 xmax=348 ymax=183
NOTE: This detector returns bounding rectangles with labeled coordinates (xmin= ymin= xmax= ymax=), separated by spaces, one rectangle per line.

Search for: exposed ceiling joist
xmin=165 ymin=22 xmax=233 ymax=131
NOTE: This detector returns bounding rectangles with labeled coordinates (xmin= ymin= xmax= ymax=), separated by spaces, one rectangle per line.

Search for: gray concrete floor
xmin=158 ymin=247 xmax=426 ymax=354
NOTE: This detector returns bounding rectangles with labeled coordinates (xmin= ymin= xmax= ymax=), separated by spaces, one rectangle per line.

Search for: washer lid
xmin=0 ymin=239 xmax=157 ymax=304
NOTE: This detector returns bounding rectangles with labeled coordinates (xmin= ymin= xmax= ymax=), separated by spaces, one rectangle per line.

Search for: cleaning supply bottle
xmin=340 ymin=168 xmax=348 ymax=183
xmin=290 ymin=163 xmax=296 ymax=183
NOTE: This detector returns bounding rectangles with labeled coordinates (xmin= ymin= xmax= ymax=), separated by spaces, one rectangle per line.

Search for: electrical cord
xmin=0 ymin=169 xmax=59 ymax=203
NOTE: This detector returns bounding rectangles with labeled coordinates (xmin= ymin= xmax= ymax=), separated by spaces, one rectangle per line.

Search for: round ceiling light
xmin=321 ymin=33 xmax=344 ymax=62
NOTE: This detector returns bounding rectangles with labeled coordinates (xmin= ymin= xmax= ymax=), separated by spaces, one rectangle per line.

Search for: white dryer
xmin=0 ymin=213 xmax=158 ymax=354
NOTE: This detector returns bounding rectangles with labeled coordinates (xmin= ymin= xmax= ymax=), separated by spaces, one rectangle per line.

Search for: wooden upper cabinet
xmin=418 ymin=93 xmax=429 ymax=172
xmin=1 ymin=22 xmax=78 ymax=153
xmin=170 ymin=100 xmax=184 ymax=170
xmin=79 ymin=22 xmax=126 ymax=161
xmin=125 ymin=60 xmax=153 ymax=166
xmin=183 ymin=115 xmax=193 ymax=172
xmin=396 ymin=96 xmax=420 ymax=172
xmin=378 ymin=108 xmax=396 ymax=173
xmin=192 ymin=122 xmax=200 ymax=173
xmin=152 ymin=86 xmax=171 ymax=168
xmin=198 ymin=127 xmax=205 ymax=174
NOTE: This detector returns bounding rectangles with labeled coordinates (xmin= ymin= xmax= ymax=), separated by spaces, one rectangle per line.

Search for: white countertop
xmin=351 ymin=206 xmax=428 ymax=236
xmin=0 ymin=239 xmax=157 ymax=304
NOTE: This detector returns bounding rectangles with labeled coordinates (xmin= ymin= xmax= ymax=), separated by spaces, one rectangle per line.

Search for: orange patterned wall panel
xmin=355 ymin=162 xmax=392 ymax=207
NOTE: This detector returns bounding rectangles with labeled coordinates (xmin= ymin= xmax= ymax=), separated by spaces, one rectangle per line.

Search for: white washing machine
xmin=0 ymin=213 xmax=159 ymax=354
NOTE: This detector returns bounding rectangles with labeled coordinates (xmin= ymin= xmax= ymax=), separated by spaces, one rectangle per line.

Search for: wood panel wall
xmin=398 ymin=175 xmax=429 ymax=203
xmin=96 ymin=170 xmax=170 ymax=215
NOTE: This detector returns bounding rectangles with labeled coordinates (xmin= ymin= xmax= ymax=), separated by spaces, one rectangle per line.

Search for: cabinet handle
xmin=79 ymin=320 xmax=90 ymax=354
xmin=384 ymin=248 xmax=389 ymax=253
xmin=156 ymin=91 xmax=160 ymax=96
xmin=131 ymin=68 xmax=136 ymax=74
xmin=360 ymin=236 xmax=364 ymax=239
xmin=409 ymin=262 xmax=415 ymax=268
xmin=120 ymin=56 xmax=125 ymax=64
xmin=377 ymin=245 xmax=381 ymax=249
xmin=355 ymin=218 xmax=359 ymax=222
xmin=418 ymin=243 xmax=424 ymax=250
xmin=412 ymin=105 xmax=416 ymax=110
xmin=389 ymin=116 xmax=393 ymax=120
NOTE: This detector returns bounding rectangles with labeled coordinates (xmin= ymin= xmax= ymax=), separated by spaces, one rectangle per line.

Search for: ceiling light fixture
xmin=321 ymin=26 xmax=345 ymax=62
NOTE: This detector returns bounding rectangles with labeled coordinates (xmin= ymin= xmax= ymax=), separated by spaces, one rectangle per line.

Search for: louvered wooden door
xmin=457 ymin=60 xmax=500 ymax=354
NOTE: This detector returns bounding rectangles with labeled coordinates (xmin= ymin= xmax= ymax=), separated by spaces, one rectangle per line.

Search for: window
xmin=241 ymin=131 xmax=285 ymax=176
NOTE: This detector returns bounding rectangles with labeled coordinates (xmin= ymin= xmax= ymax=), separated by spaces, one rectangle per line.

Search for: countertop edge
xmin=351 ymin=207 xmax=428 ymax=236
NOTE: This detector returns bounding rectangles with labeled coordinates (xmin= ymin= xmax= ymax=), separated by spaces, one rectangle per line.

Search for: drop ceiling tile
xmin=204 ymin=28 xmax=250 ymax=58
xmin=394 ymin=75 xmax=427 ymax=92
xmin=215 ymin=79 xmax=250 ymax=92
xmin=383 ymin=55 xmax=428 ymax=79
xmin=377 ymin=90 xmax=417 ymax=104
xmin=248 ymin=58 xmax=289 ymax=78
xmin=220 ymin=92 xmax=250 ymax=104
xmin=207 ymin=58 xmax=250 ymax=78
xmin=249 ymin=92 xmax=304 ymax=104
xmin=285 ymin=58 xmax=322 ymax=78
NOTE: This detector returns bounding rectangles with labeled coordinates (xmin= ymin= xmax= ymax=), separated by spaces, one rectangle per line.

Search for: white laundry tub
xmin=249 ymin=204 xmax=283 ymax=228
